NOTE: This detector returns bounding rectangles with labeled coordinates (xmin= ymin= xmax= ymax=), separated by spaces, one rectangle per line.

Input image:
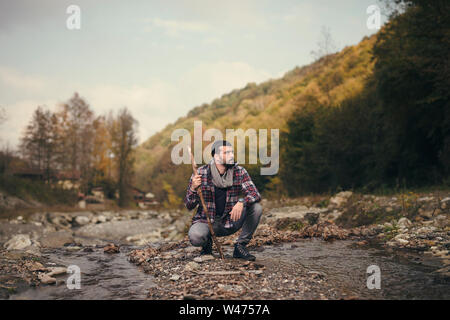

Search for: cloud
xmin=0 ymin=60 xmax=274 ymax=149
xmin=0 ymin=98 xmax=58 ymax=150
xmin=0 ymin=66 xmax=48 ymax=92
xmin=80 ymin=81 xmax=185 ymax=144
xmin=203 ymin=36 xmax=223 ymax=46
xmin=144 ymin=17 xmax=211 ymax=36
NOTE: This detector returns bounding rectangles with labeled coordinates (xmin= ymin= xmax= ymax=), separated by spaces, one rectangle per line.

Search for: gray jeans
xmin=188 ymin=202 xmax=263 ymax=247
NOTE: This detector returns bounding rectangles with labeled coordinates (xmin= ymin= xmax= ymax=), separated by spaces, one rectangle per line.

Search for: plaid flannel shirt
xmin=184 ymin=163 xmax=261 ymax=228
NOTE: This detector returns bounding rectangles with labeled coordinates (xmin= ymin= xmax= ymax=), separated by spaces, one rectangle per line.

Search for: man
xmin=184 ymin=140 xmax=262 ymax=261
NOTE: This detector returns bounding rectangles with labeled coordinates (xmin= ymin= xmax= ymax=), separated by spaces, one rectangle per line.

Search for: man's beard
xmin=225 ymin=160 xmax=237 ymax=169
xmin=217 ymin=156 xmax=236 ymax=169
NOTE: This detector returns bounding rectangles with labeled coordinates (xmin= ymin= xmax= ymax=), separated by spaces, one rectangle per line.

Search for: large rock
xmin=0 ymin=221 xmax=45 ymax=243
xmin=40 ymin=230 xmax=74 ymax=248
xmin=266 ymin=205 xmax=327 ymax=223
xmin=75 ymin=219 xmax=163 ymax=241
xmin=4 ymin=234 xmax=32 ymax=250
xmin=74 ymin=216 xmax=91 ymax=226
xmin=328 ymin=191 xmax=353 ymax=207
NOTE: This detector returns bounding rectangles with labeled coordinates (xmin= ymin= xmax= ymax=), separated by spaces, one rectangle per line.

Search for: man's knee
xmin=188 ymin=224 xmax=210 ymax=247
xmin=250 ymin=202 xmax=263 ymax=218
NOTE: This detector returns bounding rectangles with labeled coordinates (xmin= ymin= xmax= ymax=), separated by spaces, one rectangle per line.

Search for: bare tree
xmin=54 ymin=92 xmax=95 ymax=193
xmin=0 ymin=106 xmax=6 ymax=125
xmin=310 ymin=25 xmax=339 ymax=66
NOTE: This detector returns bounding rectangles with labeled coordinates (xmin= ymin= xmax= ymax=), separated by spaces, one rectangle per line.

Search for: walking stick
xmin=188 ymin=147 xmax=224 ymax=259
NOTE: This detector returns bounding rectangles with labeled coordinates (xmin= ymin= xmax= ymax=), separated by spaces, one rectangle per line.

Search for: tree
xmin=108 ymin=107 xmax=139 ymax=207
xmin=310 ymin=26 xmax=339 ymax=66
xmin=373 ymin=0 xmax=450 ymax=185
xmin=19 ymin=106 xmax=58 ymax=182
xmin=91 ymin=115 xmax=114 ymax=183
xmin=54 ymin=92 xmax=96 ymax=193
xmin=0 ymin=106 xmax=6 ymax=126
xmin=0 ymin=142 xmax=15 ymax=175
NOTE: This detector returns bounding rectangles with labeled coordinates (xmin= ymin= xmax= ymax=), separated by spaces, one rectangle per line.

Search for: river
xmin=9 ymin=238 xmax=449 ymax=300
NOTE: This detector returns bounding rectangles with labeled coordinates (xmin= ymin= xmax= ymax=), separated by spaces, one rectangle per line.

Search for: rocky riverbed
xmin=1 ymin=190 xmax=449 ymax=299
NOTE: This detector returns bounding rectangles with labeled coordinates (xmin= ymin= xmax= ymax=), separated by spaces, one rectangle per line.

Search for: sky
xmin=0 ymin=0 xmax=388 ymax=150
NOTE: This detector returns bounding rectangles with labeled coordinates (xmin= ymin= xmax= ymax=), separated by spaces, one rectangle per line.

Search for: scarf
xmin=209 ymin=158 xmax=234 ymax=188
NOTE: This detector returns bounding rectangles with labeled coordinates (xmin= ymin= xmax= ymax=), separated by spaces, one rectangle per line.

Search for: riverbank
xmin=0 ymin=189 xmax=449 ymax=299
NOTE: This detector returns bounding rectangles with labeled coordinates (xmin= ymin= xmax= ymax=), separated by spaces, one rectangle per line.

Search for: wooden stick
xmin=188 ymin=147 xmax=224 ymax=259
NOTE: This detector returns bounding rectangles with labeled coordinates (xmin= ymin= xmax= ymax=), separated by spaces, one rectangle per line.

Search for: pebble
xmin=46 ymin=267 xmax=67 ymax=276
xmin=75 ymin=216 xmax=90 ymax=226
xmin=184 ymin=261 xmax=200 ymax=272
xmin=170 ymin=274 xmax=181 ymax=281
xmin=38 ymin=273 xmax=57 ymax=285
xmin=194 ymin=255 xmax=215 ymax=262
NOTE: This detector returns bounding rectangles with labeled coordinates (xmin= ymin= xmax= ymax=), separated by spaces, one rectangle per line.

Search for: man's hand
xmin=229 ymin=201 xmax=244 ymax=222
xmin=190 ymin=174 xmax=201 ymax=192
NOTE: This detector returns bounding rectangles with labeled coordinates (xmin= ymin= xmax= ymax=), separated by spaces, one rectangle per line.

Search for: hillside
xmin=133 ymin=33 xmax=378 ymax=202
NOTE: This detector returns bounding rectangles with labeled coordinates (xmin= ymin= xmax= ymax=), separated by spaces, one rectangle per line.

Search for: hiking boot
xmin=233 ymin=243 xmax=256 ymax=261
xmin=200 ymin=237 xmax=212 ymax=255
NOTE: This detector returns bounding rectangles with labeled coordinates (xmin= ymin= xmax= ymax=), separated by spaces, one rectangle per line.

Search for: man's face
xmin=215 ymin=145 xmax=234 ymax=165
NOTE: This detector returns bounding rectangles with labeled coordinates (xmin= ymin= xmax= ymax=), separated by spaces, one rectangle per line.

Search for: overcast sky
xmin=0 ymin=0 xmax=388 ymax=150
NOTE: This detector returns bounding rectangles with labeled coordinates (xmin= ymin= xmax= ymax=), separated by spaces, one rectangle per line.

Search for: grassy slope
xmin=134 ymin=34 xmax=378 ymax=198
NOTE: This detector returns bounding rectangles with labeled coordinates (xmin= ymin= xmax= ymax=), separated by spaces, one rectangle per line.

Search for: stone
xmin=394 ymin=233 xmax=410 ymax=240
xmin=396 ymin=238 xmax=409 ymax=245
xmin=66 ymin=246 xmax=82 ymax=251
xmin=194 ymin=255 xmax=215 ymax=263
xmin=383 ymin=222 xmax=393 ymax=229
xmin=40 ymin=230 xmax=74 ymax=248
xmin=434 ymin=215 xmax=449 ymax=228
xmin=397 ymin=217 xmax=412 ymax=229
xmin=50 ymin=216 xmax=70 ymax=228
xmin=170 ymin=274 xmax=181 ymax=281
xmin=418 ymin=209 xmax=433 ymax=219
xmin=329 ymin=191 xmax=353 ymax=207
xmin=75 ymin=216 xmax=90 ymax=226
xmin=75 ymin=219 xmax=163 ymax=241
xmin=184 ymin=261 xmax=200 ymax=272
xmin=4 ymin=234 xmax=32 ymax=250
xmin=104 ymin=243 xmax=120 ymax=253
xmin=38 ymin=273 xmax=57 ymax=284
xmin=46 ymin=267 xmax=67 ymax=277
xmin=25 ymin=245 xmax=42 ymax=256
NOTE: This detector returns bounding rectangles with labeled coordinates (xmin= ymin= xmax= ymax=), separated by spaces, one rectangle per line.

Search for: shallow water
xmin=9 ymin=239 xmax=449 ymax=300
xmin=259 ymin=239 xmax=449 ymax=299
xmin=9 ymin=246 xmax=156 ymax=300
